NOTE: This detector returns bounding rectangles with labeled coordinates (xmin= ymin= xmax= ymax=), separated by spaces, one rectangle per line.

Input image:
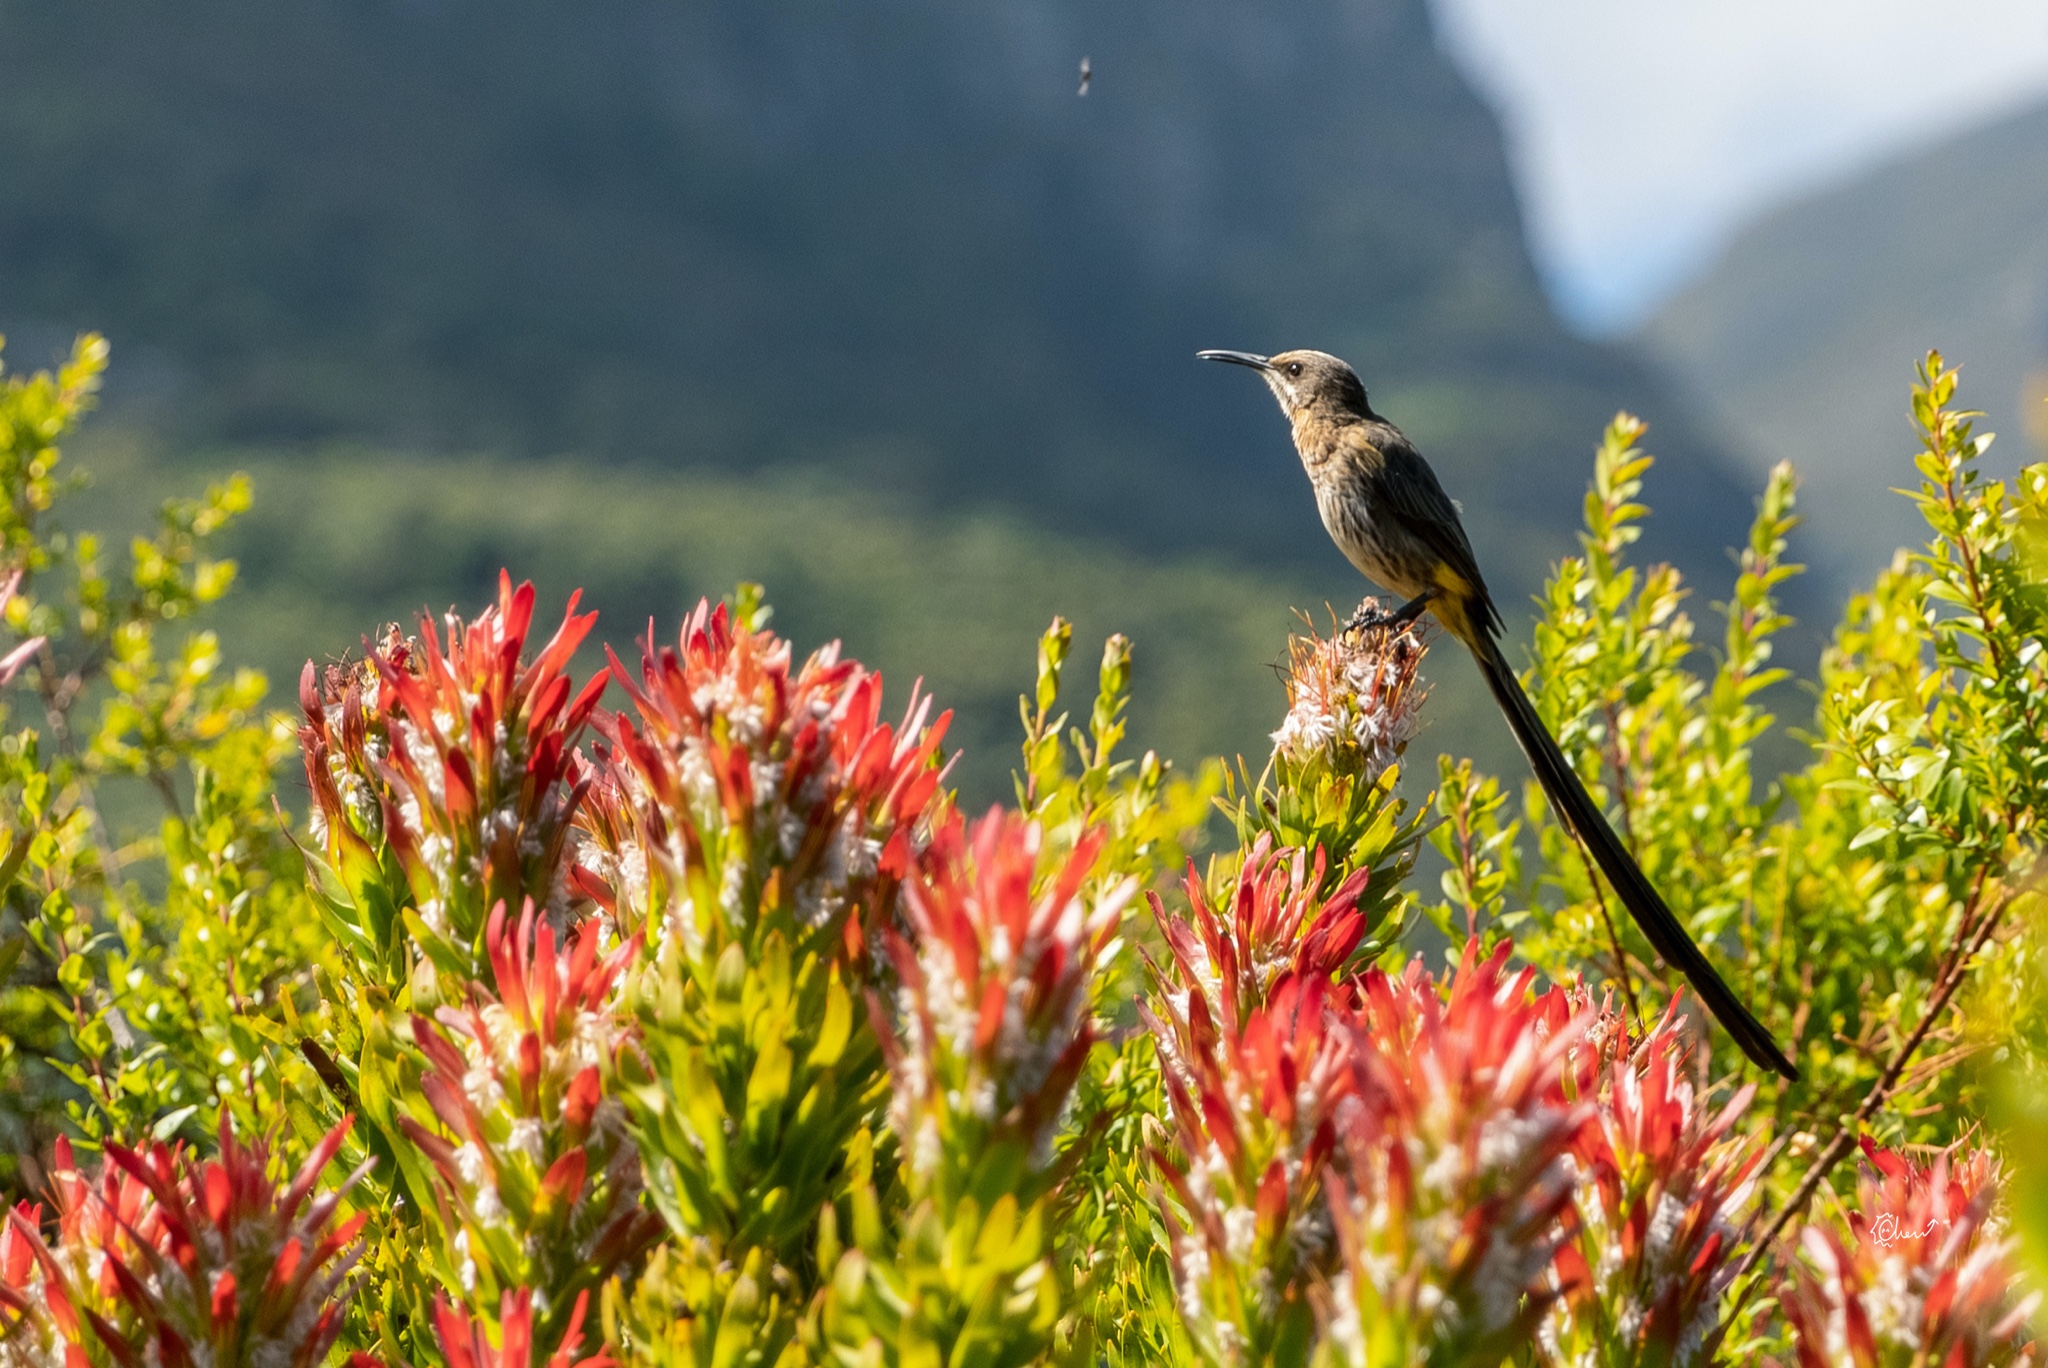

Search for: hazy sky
xmin=1433 ymin=0 xmax=2048 ymax=335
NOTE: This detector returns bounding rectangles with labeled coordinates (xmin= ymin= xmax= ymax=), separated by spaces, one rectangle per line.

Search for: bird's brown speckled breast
xmin=1293 ymin=416 xmax=1433 ymax=602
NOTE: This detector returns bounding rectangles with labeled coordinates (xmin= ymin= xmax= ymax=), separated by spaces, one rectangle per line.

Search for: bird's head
xmin=1197 ymin=348 xmax=1372 ymax=421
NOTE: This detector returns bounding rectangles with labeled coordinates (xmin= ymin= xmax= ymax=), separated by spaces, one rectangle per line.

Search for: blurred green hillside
xmin=1 ymin=0 xmax=1789 ymax=787
xmin=67 ymin=426 xmax=1510 ymax=803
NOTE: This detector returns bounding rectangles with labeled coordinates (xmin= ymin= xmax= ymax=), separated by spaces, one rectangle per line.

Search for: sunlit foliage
xmin=1 ymin=335 xmax=2043 ymax=1368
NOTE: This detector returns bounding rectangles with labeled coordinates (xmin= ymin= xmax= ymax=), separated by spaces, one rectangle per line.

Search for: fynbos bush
xmin=1 ymin=334 xmax=2044 ymax=1368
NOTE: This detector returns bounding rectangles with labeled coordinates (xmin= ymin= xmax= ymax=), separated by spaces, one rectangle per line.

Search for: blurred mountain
xmin=0 ymin=0 xmax=1759 ymax=579
xmin=1640 ymin=98 xmax=2048 ymax=594
xmin=0 ymin=0 xmax=1780 ymax=791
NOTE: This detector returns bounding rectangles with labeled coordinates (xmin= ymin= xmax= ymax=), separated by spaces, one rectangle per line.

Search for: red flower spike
xmin=1319 ymin=939 xmax=1590 ymax=1368
xmin=575 ymin=601 xmax=951 ymax=952
xmin=1146 ymin=832 xmax=1376 ymax=1258
xmin=1777 ymin=1141 xmax=2038 ymax=1368
xmin=431 ymin=1288 xmax=614 ymax=1368
xmin=1145 ymin=943 xmax=1357 ymax=1366
xmin=1151 ymin=834 xmax=1382 ymax=1038
xmin=878 ymin=809 xmax=1130 ymax=1198
xmin=4 ymin=1118 xmax=369 ymax=1368
xmin=296 ymin=580 xmax=611 ymax=985
xmin=1 ymin=1199 xmax=64 ymax=1360
xmin=400 ymin=897 xmax=660 ymax=1338
xmin=1537 ymin=992 xmax=1764 ymax=1368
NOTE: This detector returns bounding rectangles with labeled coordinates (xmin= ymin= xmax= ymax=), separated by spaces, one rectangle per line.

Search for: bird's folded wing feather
xmin=1343 ymin=426 xmax=1500 ymax=635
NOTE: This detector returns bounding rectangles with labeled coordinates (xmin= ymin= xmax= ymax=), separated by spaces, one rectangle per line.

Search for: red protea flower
xmin=1142 ymin=831 xmax=1389 ymax=1365
xmin=397 ymin=901 xmax=660 ymax=1338
xmin=5 ymin=1135 xmax=173 ymax=1365
xmin=298 ymin=574 xmax=610 ymax=987
xmin=581 ymin=598 xmax=951 ymax=1266
xmin=1775 ymin=1140 xmax=2039 ymax=1368
xmin=875 ymin=809 xmax=1129 ymax=1197
xmin=1540 ymin=999 xmax=1763 ymax=1368
xmin=2 ymin=1198 xmax=62 ymax=1366
xmin=7 ymin=1120 xmax=368 ymax=1368
xmin=580 ymin=596 xmax=950 ymax=951
xmin=1319 ymin=939 xmax=1587 ymax=1368
xmin=431 ymin=1287 xmax=613 ymax=1368
xmin=1150 ymin=834 xmax=1377 ymax=1034
xmin=1144 ymin=967 xmax=1355 ymax=1367
xmin=21 ymin=1133 xmax=166 ymax=1329
xmin=820 ymin=811 xmax=1127 ymax=1368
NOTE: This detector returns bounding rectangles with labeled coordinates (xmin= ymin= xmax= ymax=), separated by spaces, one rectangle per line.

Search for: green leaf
xmin=152 ymin=1104 xmax=200 ymax=1141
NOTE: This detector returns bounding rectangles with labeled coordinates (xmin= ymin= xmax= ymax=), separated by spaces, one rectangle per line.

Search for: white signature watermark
xmin=1864 ymin=1211 xmax=1950 ymax=1249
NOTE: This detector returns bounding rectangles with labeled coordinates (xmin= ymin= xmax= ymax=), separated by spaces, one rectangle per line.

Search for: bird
xmin=1198 ymin=346 xmax=1798 ymax=1081
xmin=1077 ymin=56 xmax=1092 ymax=97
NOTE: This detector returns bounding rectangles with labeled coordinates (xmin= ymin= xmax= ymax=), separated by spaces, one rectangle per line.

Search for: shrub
xmin=1 ymin=334 xmax=2043 ymax=1368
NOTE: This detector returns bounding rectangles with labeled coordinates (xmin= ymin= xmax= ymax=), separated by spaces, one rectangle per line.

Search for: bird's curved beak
xmin=1196 ymin=349 xmax=1273 ymax=372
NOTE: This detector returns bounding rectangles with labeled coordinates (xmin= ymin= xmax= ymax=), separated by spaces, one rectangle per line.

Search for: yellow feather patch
xmin=1427 ymin=567 xmax=1484 ymax=647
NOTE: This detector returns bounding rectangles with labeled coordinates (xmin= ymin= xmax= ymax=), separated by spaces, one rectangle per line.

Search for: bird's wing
xmin=1343 ymin=425 xmax=1502 ymax=635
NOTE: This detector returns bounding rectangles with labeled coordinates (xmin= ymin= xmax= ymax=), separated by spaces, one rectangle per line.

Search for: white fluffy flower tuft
xmin=1271 ymin=608 xmax=1427 ymax=782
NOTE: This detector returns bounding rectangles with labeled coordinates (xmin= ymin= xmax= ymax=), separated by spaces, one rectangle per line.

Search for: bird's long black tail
xmin=1469 ymin=634 xmax=1798 ymax=1080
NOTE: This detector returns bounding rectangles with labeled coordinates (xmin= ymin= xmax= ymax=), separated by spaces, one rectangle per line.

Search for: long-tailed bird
xmin=1199 ymin=346 xmax=1797 ymax=1080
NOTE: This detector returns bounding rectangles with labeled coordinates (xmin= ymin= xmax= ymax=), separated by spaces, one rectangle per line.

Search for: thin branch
xmin=148 ymin=766 xmax=186 ymax=823
xmin=1930 ymin=863 xmax=1998 ymax=998
xmin=1573 ymin=831 xmax=1643 ymax=1032
xmin=1601 ymin=699 xmax=1638 ymax=849
xmin=1732 ymin=881 xmax=2014 ymax=1285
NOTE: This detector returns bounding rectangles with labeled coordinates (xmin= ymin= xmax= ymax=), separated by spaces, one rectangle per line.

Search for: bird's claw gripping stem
xmin=1347 ymin=589 xmax=1436 ymax=635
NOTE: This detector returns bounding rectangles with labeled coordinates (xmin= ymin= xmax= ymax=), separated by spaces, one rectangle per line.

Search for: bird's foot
xmin=1346 ymin=591 xmax=1435 ymax=635
xmin=1384 ymin=591 xmax=1437 ymax=631
xmin=1344 ymin=602 xmax=1387 ymax=633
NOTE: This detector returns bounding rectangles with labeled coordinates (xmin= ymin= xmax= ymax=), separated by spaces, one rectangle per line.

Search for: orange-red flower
xmin=398 ymin=901 xmax=659 ymax=1333
xmin=1321 ymin=941 xmax=1587 ymax=1367
xmin=1150 ymin=834 xmax=1377 ymax=1035
xmin=5 ymin=1120 xmax=366 ymax=1368
xmin=875 ymin=810 xmax=1128 ymax=1195
xmin=1144 ymin=966 xmax=1355 ymax=1366
xmin=580 ymin=597 xmax=950 ymax=952
xmin=1776 ymin=1140 xmax=2037 ymax=1368
xmin=298 ymin=574 xmax=609 ymax=983
xmin=1541 ymin=997 xmax=1763 ymax=1368
xmin=431 ymin=1287 xmax=613 ymax=1368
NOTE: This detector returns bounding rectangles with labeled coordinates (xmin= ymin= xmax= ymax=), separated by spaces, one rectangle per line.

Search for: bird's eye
xmin=1285 ymin=362 xmax=1303 ymax=378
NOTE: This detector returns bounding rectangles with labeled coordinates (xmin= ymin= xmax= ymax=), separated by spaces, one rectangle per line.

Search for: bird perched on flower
xmin=1198 ymin=346 xmax=1797 ymax=1080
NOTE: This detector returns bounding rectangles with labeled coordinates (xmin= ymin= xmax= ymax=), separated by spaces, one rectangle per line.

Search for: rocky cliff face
xmin=0 ymin=0 xmax=1755 ymax=599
